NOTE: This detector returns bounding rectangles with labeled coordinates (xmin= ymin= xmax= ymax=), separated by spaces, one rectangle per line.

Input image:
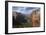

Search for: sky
xmin=12 ymin=6 xmax=39 ymax=15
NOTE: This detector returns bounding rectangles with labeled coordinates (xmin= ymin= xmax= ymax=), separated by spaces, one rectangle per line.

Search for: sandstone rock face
xmin=31 ymin=9 xmax=40 ymax=27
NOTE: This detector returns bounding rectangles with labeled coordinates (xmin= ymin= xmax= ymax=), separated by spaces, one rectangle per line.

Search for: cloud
xmin=12 ymin=7 xmax=39 ymax=15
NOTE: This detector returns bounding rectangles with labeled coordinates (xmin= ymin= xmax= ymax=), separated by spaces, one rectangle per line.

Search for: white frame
xmin=8 ymin=2 xmax=44 ymax=33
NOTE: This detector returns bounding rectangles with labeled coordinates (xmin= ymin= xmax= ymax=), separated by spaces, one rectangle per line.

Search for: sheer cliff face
xmin=12 ymin=12 xmax=17 ymax=19
xmin=31 ymin=10 xmax=40 ymax=27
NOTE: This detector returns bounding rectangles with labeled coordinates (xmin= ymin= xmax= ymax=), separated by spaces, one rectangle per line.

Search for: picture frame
xmin=5 ymin=1 xmax=45 ymax=34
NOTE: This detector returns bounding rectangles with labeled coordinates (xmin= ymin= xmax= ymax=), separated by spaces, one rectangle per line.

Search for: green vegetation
xmin=15 ymin=22 xmax=33 ymax=28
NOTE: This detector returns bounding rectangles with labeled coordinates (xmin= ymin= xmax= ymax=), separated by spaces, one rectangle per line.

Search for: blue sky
xmin=12 ymin=7 xmax=38 ymax=15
